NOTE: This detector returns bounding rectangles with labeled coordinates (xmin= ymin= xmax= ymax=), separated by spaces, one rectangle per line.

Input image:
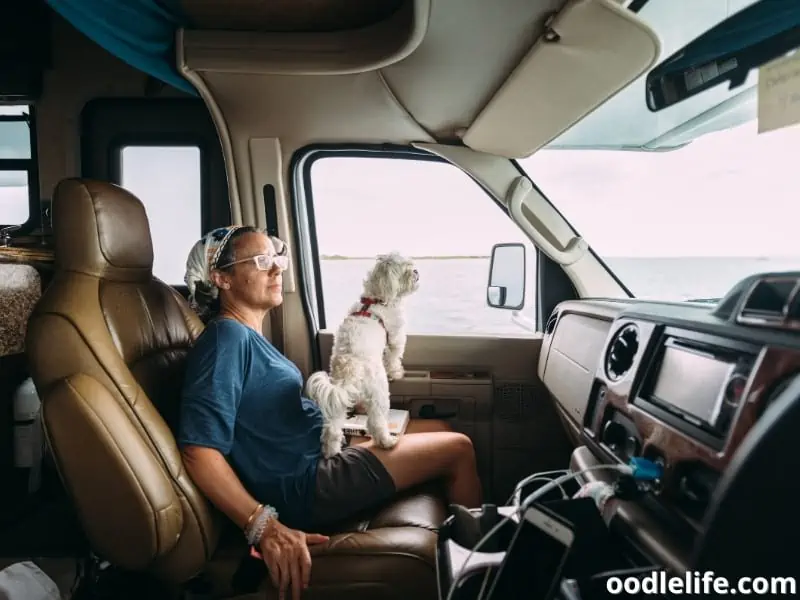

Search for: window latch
xmin=0 ymin=225 xmax=20 ymax=247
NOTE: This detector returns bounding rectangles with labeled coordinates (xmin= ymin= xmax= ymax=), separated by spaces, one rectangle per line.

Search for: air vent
xmin=605 ymin=323 xmax=639 ymax=382
xmin=738 ymin=277 xmax=800 ymax=328
xmin=545 ymin=311 xmax=558 ymax=335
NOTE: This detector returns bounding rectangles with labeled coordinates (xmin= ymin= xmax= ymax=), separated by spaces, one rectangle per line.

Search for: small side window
xmin=0 ymin=105 xmax=37 ymax=229
xmin=119 ymin=145 xmax=202 ymax=285
xmin=307 ymin=155 xmax=538 ymax=336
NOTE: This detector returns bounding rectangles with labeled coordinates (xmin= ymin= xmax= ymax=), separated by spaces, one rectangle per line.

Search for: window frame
xmin=289 ymin=144 xmax=545 ymax=350
xmin=0 ymin=105 xmax=41 ymax=235
xmin=109 ymin=135 xmax=212 ymax=234
xmin=510 ymin=158 xmax=634 ymax=299
xmin=80 ymin=97 xmax=231 ymax=294
xmin=109 ymin=137 xmax=210 ymax=291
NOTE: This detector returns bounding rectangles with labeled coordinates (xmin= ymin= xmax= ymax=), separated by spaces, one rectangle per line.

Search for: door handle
xmin=418 ymin=404 xmax=457 ymax=420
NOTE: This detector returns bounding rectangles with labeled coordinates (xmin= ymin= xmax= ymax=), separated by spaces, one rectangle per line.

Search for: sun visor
xmin=180 ymin=0 xmax=430 ymax=75
xmin=462 ymin=0 xmax=660 ymax=158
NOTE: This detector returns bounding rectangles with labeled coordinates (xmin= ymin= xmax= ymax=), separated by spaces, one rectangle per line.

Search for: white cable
xmin=481 ymin=464 xmax=632 ymax=600
xmin=507 ymin=470 xmax=570 ymax=505
xmin=444 ymin=464 xmax=632 ymax=600
xmin=474 ymin=472 xmax=569 ymax=600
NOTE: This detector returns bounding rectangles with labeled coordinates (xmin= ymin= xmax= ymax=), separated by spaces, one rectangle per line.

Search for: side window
xmin=308 ymin=156 xmax=537 ymax=336
xmin=0 ymin=105 xmax=37 ymax=228
xmin=119 ymin=145 xmax=202 ymax=286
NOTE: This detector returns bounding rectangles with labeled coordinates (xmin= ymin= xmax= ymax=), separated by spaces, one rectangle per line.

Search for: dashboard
xmin=538 ymin=272 xmax=800 ymax=571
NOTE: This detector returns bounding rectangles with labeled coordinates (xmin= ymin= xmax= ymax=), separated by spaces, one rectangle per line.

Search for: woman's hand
xmin=259 ymin=518 xmax=329 ymax=600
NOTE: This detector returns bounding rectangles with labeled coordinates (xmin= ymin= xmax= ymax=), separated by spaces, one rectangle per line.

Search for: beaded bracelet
xmin=244 ymin=503 xmax=263 ymax=533
xmin=245 ymin=504 xmax=278 ymax=546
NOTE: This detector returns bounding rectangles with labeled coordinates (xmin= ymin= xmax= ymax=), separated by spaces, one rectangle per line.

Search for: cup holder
xmin=437 ymin=504 xmax=520 ymax=600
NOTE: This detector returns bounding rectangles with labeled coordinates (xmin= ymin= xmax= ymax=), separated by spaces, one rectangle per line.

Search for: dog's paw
xmin=321 ymin=438 xmax=344 ymax=458
xmin=387 ymin=366 xmax=405 ymax=381
xmin=374 ymin=433 xmax=399 ymax=450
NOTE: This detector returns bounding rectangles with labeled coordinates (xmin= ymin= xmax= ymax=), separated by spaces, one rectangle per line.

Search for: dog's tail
xmin=305 ymin=371 xmax=355 ymax=420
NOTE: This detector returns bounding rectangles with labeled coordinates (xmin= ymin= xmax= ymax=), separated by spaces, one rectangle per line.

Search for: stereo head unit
xmin=635 ymin=334 xmax=758 ymax=450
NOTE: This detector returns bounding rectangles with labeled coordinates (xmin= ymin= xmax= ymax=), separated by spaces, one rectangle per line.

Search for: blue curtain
xmin=46 ymin=0 xmax=198 ymax=95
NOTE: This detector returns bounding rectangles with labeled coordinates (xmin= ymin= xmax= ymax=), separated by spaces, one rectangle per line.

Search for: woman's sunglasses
xmin=218 ymin=254 xmax=290 ymax=271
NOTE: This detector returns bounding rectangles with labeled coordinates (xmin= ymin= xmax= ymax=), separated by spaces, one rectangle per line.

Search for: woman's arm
xmin=181 ymin=445 xmax=259 ymax=528
xmin=181 ymin=444 xmax=329 ymax=600
xmin=178 ymin=325 xmax=327 ymax=600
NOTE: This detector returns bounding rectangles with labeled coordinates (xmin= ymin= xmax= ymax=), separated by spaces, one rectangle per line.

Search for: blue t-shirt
xmin=177 ymin=318 xmax=323 ymax=529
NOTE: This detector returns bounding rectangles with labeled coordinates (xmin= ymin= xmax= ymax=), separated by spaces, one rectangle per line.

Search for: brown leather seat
xmin=26 ymin=178 xmax=446 ymax=599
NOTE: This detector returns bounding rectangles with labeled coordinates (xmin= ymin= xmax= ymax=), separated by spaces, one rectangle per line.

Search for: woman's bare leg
xmin=354 ymin=418 xmax=482 ymax=508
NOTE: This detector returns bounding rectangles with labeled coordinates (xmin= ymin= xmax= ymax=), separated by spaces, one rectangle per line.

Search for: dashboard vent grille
xmin=738 ymin=277 xmax=800 ymax=329
xmin=545 ymin=311 xmax=558 ymax=335
xmin=605 ymin=323 xmax=639 ymax=382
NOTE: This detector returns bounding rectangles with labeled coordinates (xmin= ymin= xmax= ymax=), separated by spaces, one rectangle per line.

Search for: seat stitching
xmin=62 ymin=375 xmax=162 ymax=557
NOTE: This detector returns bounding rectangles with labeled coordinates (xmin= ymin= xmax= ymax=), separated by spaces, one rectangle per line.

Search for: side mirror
xmin=486 ymin=243 xmax=526 ymax=310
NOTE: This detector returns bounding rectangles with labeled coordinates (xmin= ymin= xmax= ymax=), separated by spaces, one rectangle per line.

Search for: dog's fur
xmin=305 ymin=253 xmax=420 ymax=458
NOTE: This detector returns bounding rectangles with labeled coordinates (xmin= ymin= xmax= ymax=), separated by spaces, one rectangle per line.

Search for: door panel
xmin=318 ymin=331 xmax=571 ymax=502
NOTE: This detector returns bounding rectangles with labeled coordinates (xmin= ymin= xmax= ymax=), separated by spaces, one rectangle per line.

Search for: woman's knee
xmin=447 ymin=432 xmax=476 ymax=463
xmin=427 ymin=430 xmax=476 ymax=467
xmin=366 ymin=430 xmax=475 ymax=490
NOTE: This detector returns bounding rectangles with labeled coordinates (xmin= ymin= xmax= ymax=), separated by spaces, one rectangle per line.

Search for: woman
xmin=178 ymin=225 xmax=482 ymax=600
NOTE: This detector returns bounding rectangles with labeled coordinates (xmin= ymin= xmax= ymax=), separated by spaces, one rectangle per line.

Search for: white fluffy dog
xmin=305 ymin=252 xmax=420 ymax=458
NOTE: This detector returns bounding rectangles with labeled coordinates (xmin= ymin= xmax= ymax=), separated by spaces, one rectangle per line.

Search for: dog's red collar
xmin=350 ymin=297 xmax=386 ymax=330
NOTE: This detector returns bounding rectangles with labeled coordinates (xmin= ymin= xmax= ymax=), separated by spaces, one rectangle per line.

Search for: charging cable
xmin=472 ymin=470 xmax=571 ymax=598
xmin=445 ymin=457 xmax=663 ymax=600
xmin=481 ymin=458 xmax=663 ymax=600
xmin=445 ymin=464 xmax=631 ymax=600
xmin=480 ymin=465 xmax=634 ymax=600
xmin=507 ymin=469 xmax=570 ymax=505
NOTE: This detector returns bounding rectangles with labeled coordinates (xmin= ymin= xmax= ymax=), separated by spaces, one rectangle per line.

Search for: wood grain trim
xmin=591 ymin=318 xmax=800 ymax=501
xmin=0 ymin=246 xmax=54 ymax=265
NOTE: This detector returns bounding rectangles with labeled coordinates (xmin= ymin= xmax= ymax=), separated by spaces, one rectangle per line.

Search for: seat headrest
xmin=53 ymin=179 xmax=154 ymax=281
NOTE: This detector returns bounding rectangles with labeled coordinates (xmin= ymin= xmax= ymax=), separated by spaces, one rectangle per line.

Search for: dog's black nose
xmin=412 ymin=269 xmax=419 ymax=281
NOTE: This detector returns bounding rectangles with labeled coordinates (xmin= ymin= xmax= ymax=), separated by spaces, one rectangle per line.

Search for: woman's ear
xmin=209 ymin=269 xmax=227 ymax=290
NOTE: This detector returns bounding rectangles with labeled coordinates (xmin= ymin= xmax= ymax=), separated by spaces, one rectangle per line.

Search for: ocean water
xmin=319 ymin=256 xmax=800 ymax=336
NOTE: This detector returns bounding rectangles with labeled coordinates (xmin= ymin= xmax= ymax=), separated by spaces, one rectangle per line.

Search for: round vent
xmin=605 ymin=323 xmax=640 ymax=382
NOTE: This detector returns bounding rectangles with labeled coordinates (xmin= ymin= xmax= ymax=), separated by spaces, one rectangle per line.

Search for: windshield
xmin=518 ymin=0 xmax=799 ymax=302
xmin=519 ymin=122 xmax=799 ymax=301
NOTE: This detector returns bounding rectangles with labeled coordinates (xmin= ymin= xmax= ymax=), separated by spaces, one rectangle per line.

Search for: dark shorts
xmin=311 ymin=445 xmax=396 ymax=527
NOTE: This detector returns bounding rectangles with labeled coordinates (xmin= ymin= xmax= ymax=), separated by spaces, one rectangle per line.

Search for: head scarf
xmin=185 ymin=225 xmax=244 ymax=308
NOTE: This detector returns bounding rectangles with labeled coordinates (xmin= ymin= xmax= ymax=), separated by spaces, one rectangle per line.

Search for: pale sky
xmin=311 ymin=119 xmax=800 ymax=259
xmin=2 ymin=114 xmax=799 ymax=286
xmin=2 ymin=0 xmax=798 ymax=286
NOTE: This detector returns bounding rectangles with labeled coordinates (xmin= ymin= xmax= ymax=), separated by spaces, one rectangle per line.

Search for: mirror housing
xmin=645 ymin=0 xmax=800 ymax=112
xmin=486 ymin=243 xmax=526 ymax=310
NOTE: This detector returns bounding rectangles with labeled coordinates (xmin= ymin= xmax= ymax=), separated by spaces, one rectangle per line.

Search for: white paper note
xmin=757 ymin=52 xmax=800 ymax=134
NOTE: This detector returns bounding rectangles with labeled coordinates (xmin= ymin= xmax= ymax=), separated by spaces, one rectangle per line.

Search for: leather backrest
xmin=26 ymin=179 xmax=221 ymax=582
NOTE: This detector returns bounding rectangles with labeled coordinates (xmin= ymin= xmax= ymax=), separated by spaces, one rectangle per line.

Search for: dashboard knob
xmin=602 ymin=421 xmax=627 ymax=448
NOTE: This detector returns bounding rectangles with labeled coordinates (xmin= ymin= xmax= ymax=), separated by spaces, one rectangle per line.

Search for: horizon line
xmin=319 ymin=254 xmax=800 ymax=260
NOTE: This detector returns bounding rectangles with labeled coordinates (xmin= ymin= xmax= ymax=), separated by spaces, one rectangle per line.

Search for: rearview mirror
xmin=486 ymin=243 xmax=526 ymax=310
xmin=645 ymin=0 xmax=800 ymax=112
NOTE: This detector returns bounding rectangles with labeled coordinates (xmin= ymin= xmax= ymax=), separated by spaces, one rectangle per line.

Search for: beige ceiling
xmin=182 ymin=0 xmax=658 ymax=156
